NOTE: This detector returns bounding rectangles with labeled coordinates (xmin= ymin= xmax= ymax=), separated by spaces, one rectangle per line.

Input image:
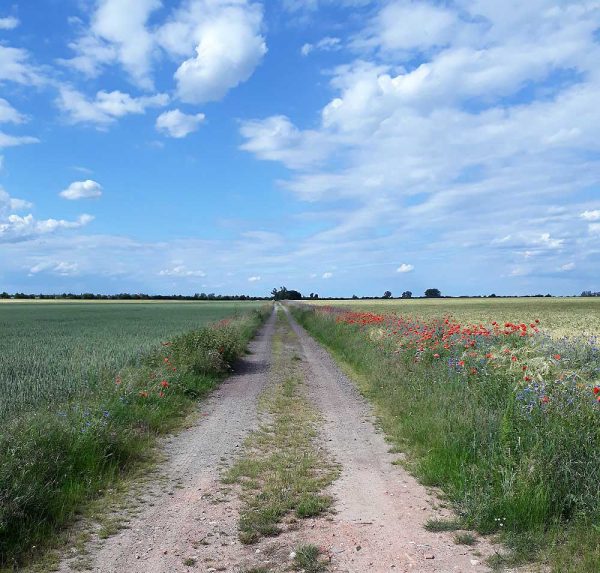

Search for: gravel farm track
xmin=54 ymin=306 xmax=521 ymax=573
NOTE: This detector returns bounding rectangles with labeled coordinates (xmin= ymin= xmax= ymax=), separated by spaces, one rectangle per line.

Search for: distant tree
xmin=352 ymin=294 xmax=358 ymax=299
xmin=0 ymin=292 xmax=9 ymax=299
xmin=581 ymin=290 xmax=600 ymax=297
xmin=424 ymin=288 xmax=442 ymax=298
xmin=489 ymin=293 xmax=497 ymax=298
xmin=272 ymin=286 xmax=302 ymax=300
xmin=383 ymin=290 xmax=392 ymax=299
xmin=401 ymin=290 xmax=412 ymax=299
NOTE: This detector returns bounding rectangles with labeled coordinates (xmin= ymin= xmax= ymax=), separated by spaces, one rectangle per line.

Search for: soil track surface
xmin=55 ymin=306 xmax=510 ymax=573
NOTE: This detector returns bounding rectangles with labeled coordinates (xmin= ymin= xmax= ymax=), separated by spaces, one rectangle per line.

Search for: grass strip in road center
xmin=224 ymin=308 xmax=338 ymax=545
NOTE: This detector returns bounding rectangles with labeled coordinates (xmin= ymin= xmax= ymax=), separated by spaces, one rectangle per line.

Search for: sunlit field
xmin=311 ymin=297 xmax=600 ymax=338
xmin=0 ymin=301 xmax=263 ymax=420
xmin=294 ymin=296 xmax=600 ymax=569
xmin=0 ymin=300 xmax=269 ymax=564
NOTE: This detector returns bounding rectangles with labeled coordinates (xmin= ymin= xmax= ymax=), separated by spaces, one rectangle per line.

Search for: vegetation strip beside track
xmin=292 ymin=304 xmax=600 ymax=572
xmin=0 ymin=305 xmax=271 ymax=568
xmin=224 ymin=306 xmax=337 ymax=551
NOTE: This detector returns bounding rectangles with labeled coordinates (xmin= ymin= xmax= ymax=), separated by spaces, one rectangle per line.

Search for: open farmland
xmin=312 ymin=297 xmax=600 ymax=339
xmin=293 ymin=297 xmax=600 ymax=570
xmin=0 ymin=301 xmax=263 ymax=421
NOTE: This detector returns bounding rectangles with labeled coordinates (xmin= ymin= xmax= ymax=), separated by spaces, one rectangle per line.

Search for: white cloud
xmin=589 ymin=223 xmax=600 ymax=235
xmin=301 ymin=36 xmax=341 ymax=56
xmin=396 ymin=263 xmax=414 ymax=273
xmin=156 ymin=109 xmax=205 ymax=138
xmin=0 ymin=213 xmax=93 ymax=243
xmin=248 ymin=275 xmax=261 ymax=282
xmin=536 ymin=233 xmax=564 ymax=250
xmin=0 ymin=99 xmax=25 ymax=124
xmin=322 ymin=272 xmax=333 ymax=279
xmin=0 ymin=16 xmax=19 ymax=30
xmin=559 ymin=262 xmax=575 ymax=272
xmin=62 ymin=1 xmax=266 ymax=104
xmin=0 ymin=131 xmax=38 ymax=148
xmin=159 ymin=265 xmax=206 ymax=277
xmin=0 ymin=45 xmax=44 ymax=85
xmin=57 ymin=87 xmax=169 ymax=126
xmin=581 ymin=209 xmax=600 ymax=221
xmin=29 ymin=261 xmax=79 ymax=276
xmin=0 ymin=187 xmax=32 ymax=214
xmin=61 ymin=0 xmax=160 ymax=88
xmin=60 ymin=180 xmax=103 ymax=200
xmin=356 ymin=1 xmax=459 ymax=53
xmin=240 ymin=115 xmax=330 ymax=169
xmin=170 ymin=2 xmax=267 ymax=104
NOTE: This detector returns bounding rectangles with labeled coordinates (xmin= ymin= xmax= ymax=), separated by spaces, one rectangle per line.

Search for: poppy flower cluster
xmin=318 ymin=306 xmax=600 ymax=411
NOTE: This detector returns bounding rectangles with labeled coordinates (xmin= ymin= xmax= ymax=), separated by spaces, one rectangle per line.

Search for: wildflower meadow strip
xmin=292 ymin=305 xmax=600 ymax=568
xmin=0 ymin=305 xmax=271 ymax=566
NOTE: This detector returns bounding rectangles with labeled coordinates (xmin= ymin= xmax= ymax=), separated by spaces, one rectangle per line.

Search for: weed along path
xmin=53 ymin=306 xmax=510 ymax=573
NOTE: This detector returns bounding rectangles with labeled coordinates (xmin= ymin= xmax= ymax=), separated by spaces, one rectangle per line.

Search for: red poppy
xmin=139 ymin=391 xmax=148 ymax=398
xmin=160 ymin=380 xmax=169 ymax=389
xmin=593 ymin=387 xmax=600 ymax=395
xmin=553 ymin=354 xmax=561 ymax=360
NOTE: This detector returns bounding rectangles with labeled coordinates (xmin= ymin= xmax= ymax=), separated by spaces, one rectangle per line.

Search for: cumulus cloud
xmin=0 ymin=16 xmax=19 ymax=30
xmin=167 ymin=1 xmax=267 ymax=104
xmin=0 ymin=44 xmax=44 ymax=85
xmin=559 ymin=262 xmax=575 ymax=272
xmin=240 ymin=115 xmax=330 ymax=169
xmin=29 ymin=261 xmax=79 ymax=276
xmin=159 ymin=265 xmax=206 ymax=277
xmin=60 ymin=180 xmax=103 ymax=200
xmin=63 ymin=0 xmax=266 ymax=104
xmin=239 ymin=0 xmax=600 ymax=291
xmin=61 ymin=0 xmax=161 ymax=88
xmin=581 ymin=209 xmax=600 ymax=221
xmin=0 ymin=213 xmax=93 ymax=243
xmin=322 ymin=272 xmax=333 ymax=279
xmin=355 ymin=0 xmax=458 ymax=53
xmin=156 ymin=109 xmax=205 ymax=138
xmin=57 ymin=87 xmax=169 ymax=126
xmin=396 ymin=263 xmax=414 ymax=273
xmin=0 ymin=187 xmax=32 ymax=213
xmin=248 ymin=275 xmax=261 ymax=282
xmin=301 ymin=36 xmax=341 ymax=56
xmin=0 ymin=132 xmax=38 ymax=148
xmin=0 ymin=99 xmax=25 ymax=124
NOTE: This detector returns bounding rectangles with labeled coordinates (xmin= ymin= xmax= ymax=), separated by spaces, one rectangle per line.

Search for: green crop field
xmin=311 ymin=297 xmax=600 ymax=338
xmin=0 ymin=301 xmax=262 ymax=421
xmin=0 ymin=300 xmax=270 ymax=564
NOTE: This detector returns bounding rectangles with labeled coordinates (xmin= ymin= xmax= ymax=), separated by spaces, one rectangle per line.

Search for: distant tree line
xmin=0 ymin=292 xmax=270 ymax=301
xmin=0 ymin=288 xmax=594 ymax=301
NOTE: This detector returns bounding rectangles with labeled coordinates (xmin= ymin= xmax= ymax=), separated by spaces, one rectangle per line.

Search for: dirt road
xmin=55 ymin=307 xmax=506 ymax=573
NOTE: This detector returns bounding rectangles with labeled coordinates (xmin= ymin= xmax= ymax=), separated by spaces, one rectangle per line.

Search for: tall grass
xmin=292 ymin=306 xmax=600 ymax=570
xmin=0 ymin=305 xmax=270 ymax=566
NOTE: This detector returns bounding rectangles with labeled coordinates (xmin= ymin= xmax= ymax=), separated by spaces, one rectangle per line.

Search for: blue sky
xmin=0 ymin=0 xmax=598 ymax=297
